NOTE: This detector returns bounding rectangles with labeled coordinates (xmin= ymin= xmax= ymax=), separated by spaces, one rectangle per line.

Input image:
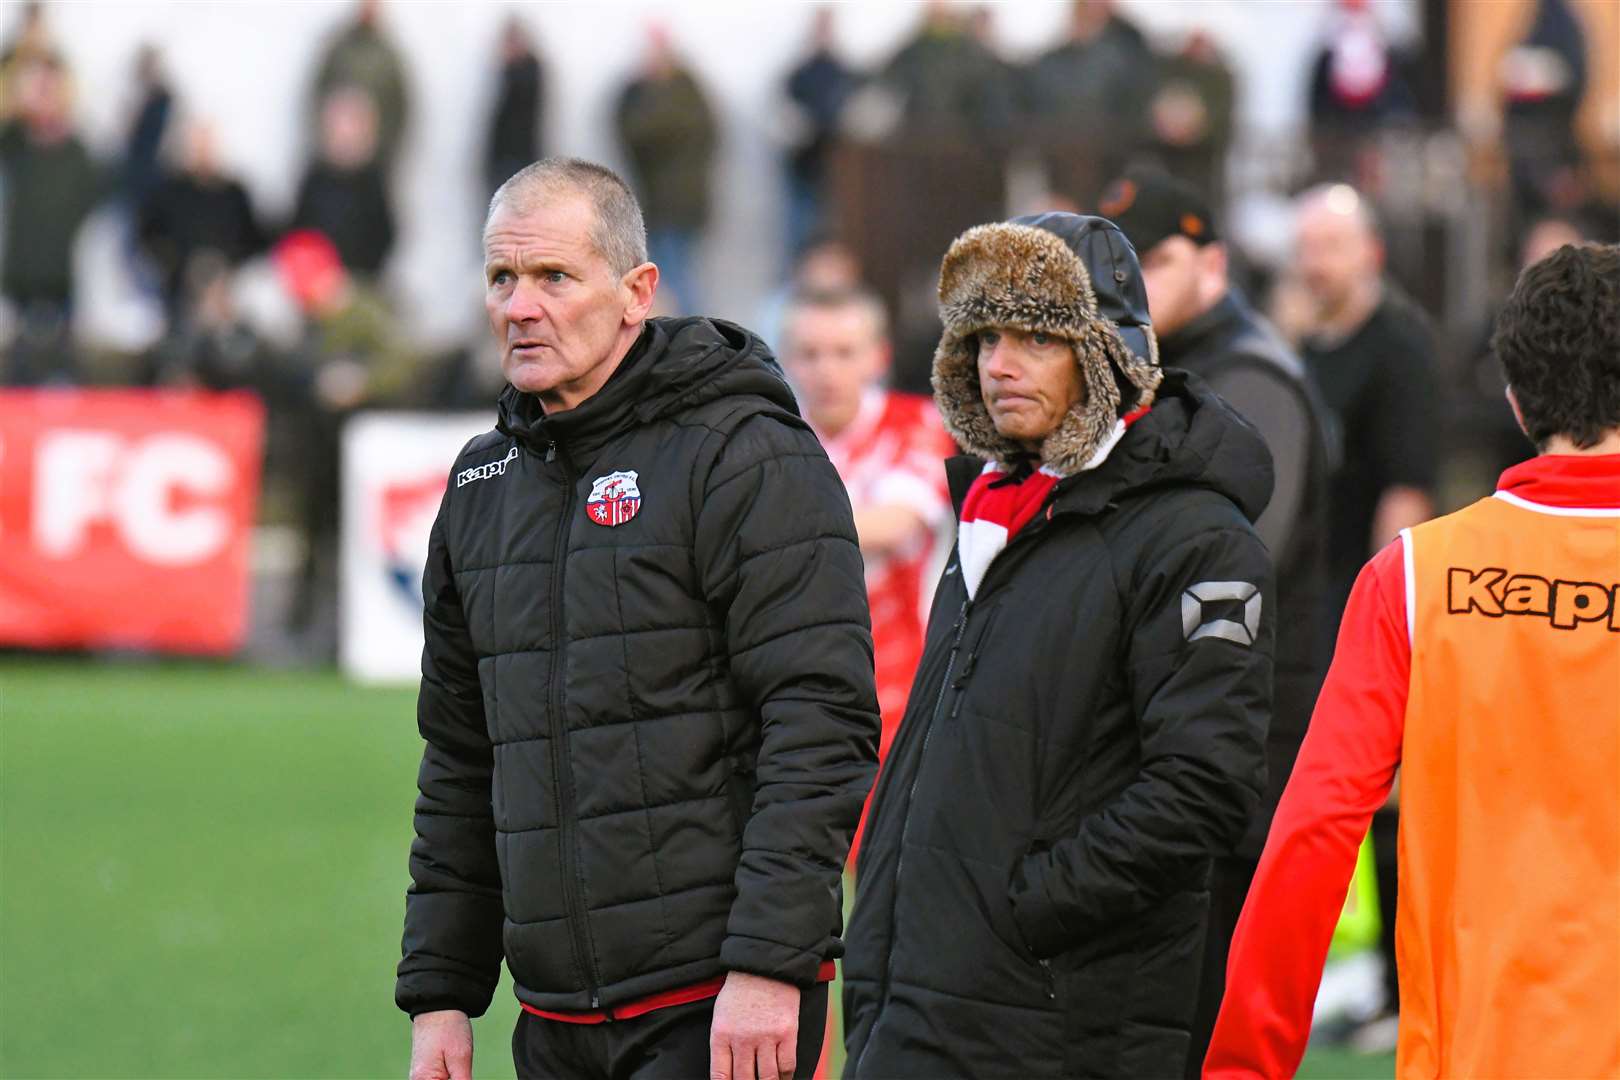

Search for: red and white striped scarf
xmin=957 ymin=406 xmax=1150 ymax=598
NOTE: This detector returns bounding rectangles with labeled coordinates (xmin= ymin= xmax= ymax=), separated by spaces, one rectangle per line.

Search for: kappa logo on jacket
xmin=586 ymin=470 xmax=642 ymax=527
xmin=456 ymin=447 xmax=518 ymax=488
xmin=1449 ymin=566 xmax=1620 ymax=631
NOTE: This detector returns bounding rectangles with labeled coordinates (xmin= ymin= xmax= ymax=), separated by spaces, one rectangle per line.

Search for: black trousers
xmin=1185 ymin=855 xmax=1258 ymax=1079
xmin=513 ymin=983 xmax=828 ymax=1080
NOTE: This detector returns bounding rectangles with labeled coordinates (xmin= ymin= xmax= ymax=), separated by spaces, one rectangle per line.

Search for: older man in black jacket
xmin=1099 ymin=167 xmax=1333 ymax=1073
xmin=843 ymin=213 xmax=1274 ymax=1078
xmin=398 ymin=157 xmax=879 ymax=1080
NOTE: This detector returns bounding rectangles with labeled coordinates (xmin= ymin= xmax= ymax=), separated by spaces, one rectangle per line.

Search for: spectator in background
xmin=615 ymin=24 xmax=717 ymax=314
xmin=273 ymin=228 xmax=419 ymax=637
xmin=0 ymin=53 xmax=105 ymax=384
xmin=1148 ymin=30 xmax=1234 ymax=201
xmin=1294 ymin=183 xmax=1436 ymax=616
xmin=965 ymin=7 xmax=1019 ymax=132
xmin=117 ymin=43 xmax=173 ymax=307
xmin=121 ymin=44 xmax=171 ymax=213
xmin=139 ymin=121 xmax=266 ymax=323
xmin=779 ymin=287 xmax=952 ymax=853
xmin=1025 ymin=0 xmax=1156 ymax=184
xmin=289 ymin=86 xmax=396 ymax=281
xmin=877 ymin=0 xmax=1015 ymax=138
xmin=1293 ymin=183 xmax=1436 ymax=1049
xmin=756 ymin=232 xmax=862 ymax=357
xmin=780 ymin=8 xmax=856 ymax=260
xmin=276 ymin=227 xmax=420 ymax=411
xmin=1500 ymin=0 xmax=1589 ymax=225
xmin=1101 ymin=167 xmax=1332 ymax=1078
xmin=141 ymin=251 xmax=274 ymax=392
xmin=1307 ymin=0 xmax=1415 ymax=185
xmin=0 ymin=2 xmax=55 ymax=118
xmin=1307 ymin=0 xmax=1414 ymax=137
xmin=485 ymin=15 xmax=543 ymax=198
xmin=310 ymin=0 xmax=410 ymax=169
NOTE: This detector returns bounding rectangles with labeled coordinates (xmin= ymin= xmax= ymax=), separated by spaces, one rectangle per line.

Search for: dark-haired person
xmin=1205 ymin=242 xmax=1620 ymax=1078
xmin=843 ymin=212 xmax=1275 ymax=1078
xmin=398 ymin=157 xmax=879 ymax=1080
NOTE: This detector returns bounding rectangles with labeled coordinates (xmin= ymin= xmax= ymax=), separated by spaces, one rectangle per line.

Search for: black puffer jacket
xmin=843 ymin=372 xmax=1274 ymax=1078
xmin=396 ymin=317 xmax=880 ymax=1018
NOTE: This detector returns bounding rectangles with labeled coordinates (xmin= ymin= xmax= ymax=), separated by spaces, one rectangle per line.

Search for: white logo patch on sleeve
xmin=1181 ymin=581 xmax=1262 ymax=646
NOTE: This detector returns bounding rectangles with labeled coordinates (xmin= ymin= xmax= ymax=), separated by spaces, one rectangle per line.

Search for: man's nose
xmin=982 ymin=340 xmax=1016 ymax=380
xmin=506 ymin=278 xmax=546 ymax=324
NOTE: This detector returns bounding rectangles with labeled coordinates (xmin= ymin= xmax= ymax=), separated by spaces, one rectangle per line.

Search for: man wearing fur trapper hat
xmin=842 ymin=213 xmax=1276 ymax=1078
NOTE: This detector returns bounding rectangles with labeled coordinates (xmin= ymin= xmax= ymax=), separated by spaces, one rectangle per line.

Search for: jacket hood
xmin=1051 ymin=368 xmax=1273 ymax=525
xmin=932 ymin=212 xmax=1163 ymax=476
xmin=497 ymin=316 xmax=797 ymax=454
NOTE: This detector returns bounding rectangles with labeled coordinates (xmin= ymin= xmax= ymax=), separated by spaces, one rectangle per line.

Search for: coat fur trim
xmin=931 ymin=222 xmax=1162 ymax=476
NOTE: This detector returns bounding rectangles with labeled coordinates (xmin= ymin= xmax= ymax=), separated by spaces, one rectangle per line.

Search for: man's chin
xmin=505 ymin=360 xmax=560 ymax=396
xmin=991 ymin=421 xmax=1045 ymax=449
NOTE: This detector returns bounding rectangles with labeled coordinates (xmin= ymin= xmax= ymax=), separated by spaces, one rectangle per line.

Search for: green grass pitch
xmin=0 ymin=659 xmax=1393 ymax=1078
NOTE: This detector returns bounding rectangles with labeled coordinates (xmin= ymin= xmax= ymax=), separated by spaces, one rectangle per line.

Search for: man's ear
xmin=1201 ymin=242 xmax=1229 ymax=295
xmin=1505 ymin=385 xmax=1530 ymax=439
xmin=622 ymin=262 xmax=659 ymax=325
xmin=875 ymin=340 xmax=894 ymax=379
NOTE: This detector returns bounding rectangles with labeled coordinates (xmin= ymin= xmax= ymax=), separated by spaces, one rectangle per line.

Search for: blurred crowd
xmin=1 ymin=0 xmax=1616 ymax=662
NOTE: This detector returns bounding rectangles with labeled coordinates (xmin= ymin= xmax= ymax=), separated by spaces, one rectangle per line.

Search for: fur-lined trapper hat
xmin=933 ymin=212 xmax=1163 ymax=475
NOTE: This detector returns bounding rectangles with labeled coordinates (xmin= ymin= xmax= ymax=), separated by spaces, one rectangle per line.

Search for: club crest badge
xmin=586 ymin=470 xmax=642 ymax=527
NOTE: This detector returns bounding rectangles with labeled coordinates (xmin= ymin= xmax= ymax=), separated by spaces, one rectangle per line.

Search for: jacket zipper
xmin=545 ymin=440 xmax=604 ymax=1009
xmin=852 ymin=597 xmax=971 ymax=1077
xmin=854 ymin=518 xmax=1065 ymax=1069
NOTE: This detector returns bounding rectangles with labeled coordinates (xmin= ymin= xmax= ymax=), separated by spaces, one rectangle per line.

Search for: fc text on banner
xmin=0 ymin=389 xmax=265 ymax=654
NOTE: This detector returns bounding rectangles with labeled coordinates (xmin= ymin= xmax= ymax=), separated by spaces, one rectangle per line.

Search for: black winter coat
xmin=843 ymin=373 xmax=1274 ymax=1078
xmin=396 ymin=317 xmax=880 ymax=1018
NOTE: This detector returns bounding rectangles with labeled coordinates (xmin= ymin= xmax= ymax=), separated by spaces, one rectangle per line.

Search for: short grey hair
xmin=486 ymin=157 xmax=648 ymax=275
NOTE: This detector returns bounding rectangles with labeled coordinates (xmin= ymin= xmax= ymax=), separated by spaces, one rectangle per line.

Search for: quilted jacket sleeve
xmin=395 ymin=494 xmax=505 ymax=1018
xmin=695 ymin=412 xmax=881 ymax=986
xmin=1011 ymin=514 xmax=1273 ymax=957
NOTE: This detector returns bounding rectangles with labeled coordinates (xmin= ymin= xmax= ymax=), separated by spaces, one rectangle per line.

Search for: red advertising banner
xmin=0 ymin=390 xmax=265 ymax=654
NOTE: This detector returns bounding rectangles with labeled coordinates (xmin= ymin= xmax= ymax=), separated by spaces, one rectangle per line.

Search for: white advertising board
xmin=340 ymin=411 xmax=495 ymax=684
